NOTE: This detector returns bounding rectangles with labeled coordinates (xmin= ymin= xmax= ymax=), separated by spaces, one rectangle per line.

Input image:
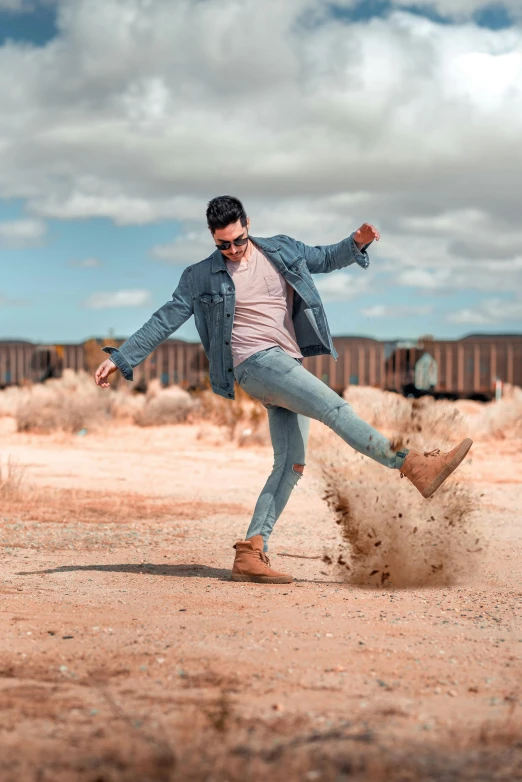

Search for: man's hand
xmin=95 ymin=358 xmax=118 ymax=388
xmin=353 ymin=223 xmax=380 ymax=250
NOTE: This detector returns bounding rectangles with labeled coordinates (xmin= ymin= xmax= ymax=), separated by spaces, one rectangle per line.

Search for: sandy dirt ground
xmin=1 ymin=418 xmax=521 ymax=781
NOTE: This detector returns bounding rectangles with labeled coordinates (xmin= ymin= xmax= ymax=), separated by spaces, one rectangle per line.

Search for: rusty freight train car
xmin=0 ymin=340 xmax=84 ymax=386
xmin=1 ymin=334 xmax=520 ymax=399
xmin=383 ymin=334 xmax=522 ymax=400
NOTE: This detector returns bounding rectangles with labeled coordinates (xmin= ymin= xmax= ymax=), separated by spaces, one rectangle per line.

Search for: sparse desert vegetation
xmin=3 ymin=369 xmax=521 ymax=444
xmin=0 ymin=370 xmax=270 ymax=445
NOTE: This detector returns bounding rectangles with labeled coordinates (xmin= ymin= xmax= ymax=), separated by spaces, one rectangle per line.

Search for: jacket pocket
xmin=288 ymin=257 xmax=306 ymax=273
xmin=199 ymin=293 xmax=224 ymax=327
xmin=199 ymin=292 xmax=224 ymax=308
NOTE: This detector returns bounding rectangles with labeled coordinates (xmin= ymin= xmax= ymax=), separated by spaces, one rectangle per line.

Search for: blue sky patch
xmin=327 ymin=0 xmax=514 ymax=28
xmin=473 ymin=3 xmax=513 ymax=30
xmin=0 ymin=3 xmax=58 ymax=47
xmin=328 ymin=1 xmax=452 ymax=26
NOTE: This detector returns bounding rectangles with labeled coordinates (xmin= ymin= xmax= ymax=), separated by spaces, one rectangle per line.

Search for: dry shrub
xmin=344 ymin=386 xmax=468 ymax=451
xmin=344 ymin=384 xmax=522 ymax=447
xmin=1 ymin=370 xmax=270 ymax=444
xmin=195 ymin=423 xmax=229 ymax=446
xmin=467 ymin=384 xmax=522 ymax=440
xmin=189 ymin=382 xmax=269 ymax=446
xmin=394 ymin=395 xmax=470 ymax=451
xmin=0 ymin=385 xmax=24 ymax=418
xmin=134 ymin=379 xmax=195 ymax=426
xmin=4 ymin=370 xmax=164 ymax=432
xmin=314 ymin=431 xmax=482 ymax=588
xmin=14 ymin=369 xmax=115 ymax=433
xmin=109 ymin=389 xmax=146 ymax=422
xmin=3 ymin=369 xmax=521 ymax=448
xmin=343 ymin=386 xmax=411 ymax=432
xmin=189 ymin=385 xmax=245 ymax=440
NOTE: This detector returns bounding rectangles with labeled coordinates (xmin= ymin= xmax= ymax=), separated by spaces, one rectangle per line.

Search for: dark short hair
xmin=206 ymin=195 xmax=247 ymax=233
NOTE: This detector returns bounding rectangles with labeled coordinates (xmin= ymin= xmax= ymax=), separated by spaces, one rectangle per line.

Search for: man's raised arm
xmin=94 ymin=267 xmax=193 ymax=388
xmin=279 ymin=222 xmax=380 ymax=275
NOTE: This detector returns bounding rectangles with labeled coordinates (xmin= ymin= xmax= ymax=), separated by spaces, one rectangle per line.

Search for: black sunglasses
xmin=215 ymin=233 xmax=249 ymax=251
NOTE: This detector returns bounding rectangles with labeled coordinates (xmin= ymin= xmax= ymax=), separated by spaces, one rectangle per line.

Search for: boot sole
xmin=231 ymin=574 xmax=293 ymax=584
xmin=422 ymin=437 xmax=473 ymax=498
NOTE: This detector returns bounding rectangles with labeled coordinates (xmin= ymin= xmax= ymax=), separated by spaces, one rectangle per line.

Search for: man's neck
xmin=243 ymin=239 xmax=254 ymax=261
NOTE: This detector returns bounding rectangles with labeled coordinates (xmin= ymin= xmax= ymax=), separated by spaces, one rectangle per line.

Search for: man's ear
xmin=246 ymin=217 xmax=251 ymax=231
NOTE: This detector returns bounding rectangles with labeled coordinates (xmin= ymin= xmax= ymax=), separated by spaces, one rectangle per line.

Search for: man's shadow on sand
xmin=17 ymin=563 xmax=342 ymax=585
xmin=18 ymin=563 xmax=232 ymax=580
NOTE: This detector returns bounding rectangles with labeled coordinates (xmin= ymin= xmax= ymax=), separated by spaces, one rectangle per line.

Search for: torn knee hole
xmin=292 ymin=463 xmax=305 ymax=476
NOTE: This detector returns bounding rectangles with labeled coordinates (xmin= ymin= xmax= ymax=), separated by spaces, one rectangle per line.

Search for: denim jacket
xmin=103 ymin=233 xmax=369 ymax=399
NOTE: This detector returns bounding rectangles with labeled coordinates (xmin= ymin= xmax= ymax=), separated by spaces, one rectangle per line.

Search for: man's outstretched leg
xmin=235 ymin=347 xmax=472 ymax=495
xmin=230 ymin=347 xmax=473 ymax=584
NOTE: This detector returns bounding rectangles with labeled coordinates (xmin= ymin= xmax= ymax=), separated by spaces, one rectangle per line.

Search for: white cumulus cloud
xmin=82 ymin=289 xmax=152 ymax=309
xmin=447 ymin=296 xmax=522 ymax=324
xmin=0 ymin=218 xmax=47 ymax=247
xmin=362 ymin=303 xmax=434 ymax=318
xmin=0 ymin=0 xmax=32 ymax=10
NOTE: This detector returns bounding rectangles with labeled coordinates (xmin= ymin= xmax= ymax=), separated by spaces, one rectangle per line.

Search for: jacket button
xmin=228 ymin=393 xmax=233 ymax=398
xmin=228 ymin=286 xmax=232 ymax=291
xmin=225 ymin=341 xmax=229 ymax=345
xmin=228 ymin=368 xmax=232 ymax=372
xmin=226 ymin=313 xmax=230 ymax=317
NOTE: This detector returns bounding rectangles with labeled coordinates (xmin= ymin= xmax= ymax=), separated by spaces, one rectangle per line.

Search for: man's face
xmin=212 ymin=217 xmax=251 ymax=262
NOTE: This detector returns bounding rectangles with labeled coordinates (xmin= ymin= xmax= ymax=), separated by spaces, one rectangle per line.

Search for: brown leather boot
xmin=400 ymin=438 xmax=473 ymax=498
xmin=231 ymin=534 xmax=293 ymax=584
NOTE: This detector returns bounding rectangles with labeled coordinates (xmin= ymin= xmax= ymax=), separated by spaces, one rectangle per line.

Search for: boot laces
xmin=400 ymin=448 xmax=440 ymax=478
xmin=259 ymin=551 xmax=271 ymax=567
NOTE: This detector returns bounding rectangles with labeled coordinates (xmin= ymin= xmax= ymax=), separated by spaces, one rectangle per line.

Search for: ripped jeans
xmin=234 ymin=346 xmax=407 ymax=551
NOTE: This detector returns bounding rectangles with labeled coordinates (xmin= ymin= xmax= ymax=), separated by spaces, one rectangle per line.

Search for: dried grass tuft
xmin=0 ymin=482 xmax=250 ymax=525
xmin=0 ymin=456 xmax=26 ymax=500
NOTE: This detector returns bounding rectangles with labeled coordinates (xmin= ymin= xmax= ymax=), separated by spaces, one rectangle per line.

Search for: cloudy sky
xmin=1 ymin=0 xmax=521 ymax=344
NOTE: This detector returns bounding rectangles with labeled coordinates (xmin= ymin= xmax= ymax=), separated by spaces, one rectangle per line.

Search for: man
xmin=95 ymin=195 xmax=472 ymax=585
